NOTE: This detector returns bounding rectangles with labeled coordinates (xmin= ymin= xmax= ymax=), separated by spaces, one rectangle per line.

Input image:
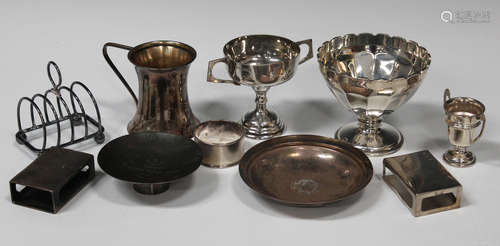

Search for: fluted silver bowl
xmin=318 ymin=33 xmax=431 ymax=156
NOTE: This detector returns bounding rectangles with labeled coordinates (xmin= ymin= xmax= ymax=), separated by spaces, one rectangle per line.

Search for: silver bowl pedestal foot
xmin=335 ymin=117 xmax=403 ymax=156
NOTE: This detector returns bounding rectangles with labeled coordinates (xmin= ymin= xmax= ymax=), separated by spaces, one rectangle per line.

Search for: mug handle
xmin=207 ymin=58 xmax=240 ymax=85
xmin=102 ymin=42 xmax=138 ymax=104
xmin=472 ymin=114 xmax=486 ymax=144
xmin=295 ymin=39 xmax=313 ymax=65
xmin=443 ymin=88 xmax=451 ymax=107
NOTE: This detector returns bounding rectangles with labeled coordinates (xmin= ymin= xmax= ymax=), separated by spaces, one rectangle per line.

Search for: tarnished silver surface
xmin=97 ymin=132 xmax=202 ymax=195
xmin=443 ymin=89 xmax=486 ymax=167
xmin=103 ymin=40 xmax=200 ymax=137
xmin=239 ymin=135 xmax=373 ymax=207
xmin=194 ymin=120 xmax=245 ymax=168
xmin=207 ymin=35 xmax=313 ymax=139
xmin=318 ymin=33 xmax=431 ymax=156
xmin=383 ymin=150 xmax=462 ymax=217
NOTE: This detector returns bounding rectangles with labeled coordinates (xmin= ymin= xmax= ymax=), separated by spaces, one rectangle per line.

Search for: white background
xmin=1 ymin=0 xmax=499 ymax=245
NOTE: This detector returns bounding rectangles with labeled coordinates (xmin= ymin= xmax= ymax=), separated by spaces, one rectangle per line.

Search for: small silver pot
xmin=194 ymin=121 xmax=245 ymax=168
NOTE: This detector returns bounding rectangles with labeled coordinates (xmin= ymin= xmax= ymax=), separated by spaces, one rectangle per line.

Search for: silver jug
xmin=103 ymin=40 xmax=199 ymax=137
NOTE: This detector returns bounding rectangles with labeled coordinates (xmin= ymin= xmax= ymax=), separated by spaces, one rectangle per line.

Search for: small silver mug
xmin=443 ymin=88 xmax=486 ymax=167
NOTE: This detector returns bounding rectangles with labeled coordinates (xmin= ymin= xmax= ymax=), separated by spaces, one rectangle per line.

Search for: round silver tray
xmin=239 ymin=135 xmax=373 ymax=207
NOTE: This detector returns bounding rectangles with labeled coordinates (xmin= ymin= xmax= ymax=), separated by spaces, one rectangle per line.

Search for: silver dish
xmin=239 ymin=135 xmax=373 ymax=207
xmin=97 ymin=132 xmax=202 ymax=195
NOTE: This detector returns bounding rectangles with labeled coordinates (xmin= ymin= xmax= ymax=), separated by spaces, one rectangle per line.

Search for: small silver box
xmin=383 ymin=150 xmax=462 ymax=217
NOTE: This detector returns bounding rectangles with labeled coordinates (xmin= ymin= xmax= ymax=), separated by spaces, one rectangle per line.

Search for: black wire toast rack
xmin=15 ymin=61 xmax=105 ymax=154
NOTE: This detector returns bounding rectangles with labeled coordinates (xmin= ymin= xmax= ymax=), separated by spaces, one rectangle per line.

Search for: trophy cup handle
xmin=102 ymin=42 xmax=138 ymax=104
xmin=472 ymin=114 xmax=486 ymax=144
xmin=207 ymin=58 xmax=240 ymax=85
xmin=295 ymin=39 xmax=313 ymax=65
xmin=443 ymin=88 xmax=451 ymax=107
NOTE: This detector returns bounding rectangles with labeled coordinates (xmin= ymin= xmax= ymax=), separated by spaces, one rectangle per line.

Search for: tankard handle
xmin=295 ymin=39 xmax=313 ymax=65
xmin=472 ymin=114 xmax=486 ymax=144
xmin=443 ymin=88 xmax=451 ymax=107
xmin=102 ymin=42 xmax=138 ymax=104
xmin=207 ymin=58 xmax=240 ymax=85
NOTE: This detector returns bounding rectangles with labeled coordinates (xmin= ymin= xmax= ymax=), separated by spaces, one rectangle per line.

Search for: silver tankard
xmin=443 ymin=88 xmax=486 ymax=167
xmin=103 ymin=40 xmax=199 ymax=137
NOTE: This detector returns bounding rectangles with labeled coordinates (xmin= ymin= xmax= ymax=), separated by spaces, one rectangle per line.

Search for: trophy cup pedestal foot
xmin=242 ymin=109 xmax=284 ymax=140
xmin=335 ymin=121 xmax=403 ymax=156
xmin=443 ymin=149 xmax=476 ymax=167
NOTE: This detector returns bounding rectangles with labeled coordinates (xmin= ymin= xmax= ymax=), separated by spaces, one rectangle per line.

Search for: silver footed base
xmin=133 ymin=183 xmax=170 ymax=195
xmin=443 ymin=149 xmax=476 ymax=167
xmin=335 ymin=121 xmax=403 ymax=156
xmin=242 ymin=109 xmax=284 ymax=140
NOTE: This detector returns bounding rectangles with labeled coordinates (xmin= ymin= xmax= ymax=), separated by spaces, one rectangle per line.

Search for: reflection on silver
xmin=318 ymin=33 xmax=431 ymax=156
xmin=207 ymin=35 xmax=313 ymax=139
xmin=317 ymin=153 xmax=334 ymax=159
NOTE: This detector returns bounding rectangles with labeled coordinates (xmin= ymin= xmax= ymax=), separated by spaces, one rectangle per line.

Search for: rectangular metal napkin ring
xmin=383 ymin=150 xmax=462 ymax=217
xmin=10 ymin=147 xmax=95 ymax=213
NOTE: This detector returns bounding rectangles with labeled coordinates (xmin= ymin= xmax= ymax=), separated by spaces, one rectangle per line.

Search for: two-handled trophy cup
xmin=443 ymin=88 xmax=486 ymax=167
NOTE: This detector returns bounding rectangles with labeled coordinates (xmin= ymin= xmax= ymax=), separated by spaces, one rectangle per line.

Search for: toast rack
xmin=15 ymin=61 xmax=105 ymax=154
